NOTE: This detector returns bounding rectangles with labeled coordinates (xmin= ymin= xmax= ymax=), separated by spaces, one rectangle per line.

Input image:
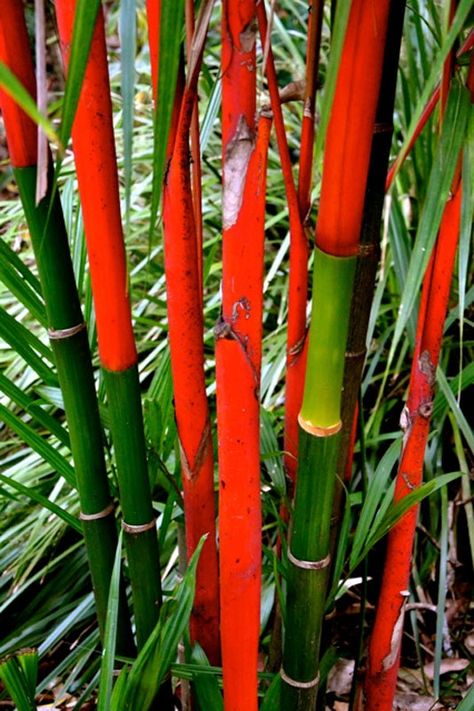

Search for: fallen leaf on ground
xmin=327 ymin=658 xmax=354 ymax=696
xmin=424 ymin=658 xmax=470 ymax=679
xmin=394 ymin=693 xmax=442 ymax=711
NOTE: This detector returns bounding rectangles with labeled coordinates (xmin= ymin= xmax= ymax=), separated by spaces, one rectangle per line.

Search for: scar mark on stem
xmin=179 ymin=420 xmax=211 ymax=481
xmin=402 ymin=472 xmax=415 ymax=491
xmin=232 ymin=297 xmax=251 ymax=322
xmin=239 ymin=20 xmax=257 ymax=53
xmin=419 ymin=350 xmax=435 ymax=388
xmin=223 ymin=116 xmax=255 ymax=229
xmin=214 ymin=314 xmax=260 ymax=396
xmin=419 ymin=399 xmax=433 ymax=419
xmin=382 ymin=592 xmax=409 ymax=671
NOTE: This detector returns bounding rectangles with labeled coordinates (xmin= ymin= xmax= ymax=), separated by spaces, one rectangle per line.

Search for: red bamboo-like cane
xmin=297 ymin=0 xmax=324 ymax=222
xmin=217 ymin=3 xmax=270 ymax=706
xmin=145 ymin=0 xmax=184 ymax=164
xmin=0 ymin=1 xmax=37 ymax=168
xmin=386 ymin=29 xmax=473 ymax=191
xmin=185 ymin=0 xmax=203 ymax=297
xmin=364 ymin=176 xmax=463 ymax=710
xmin=316 ymin=0 xmax=391 ymax=259
xmin=256 ymin=4 xmax=309 ymax=484
xmin=440 ymin=1 xmax=458 ymax=125
xmin=385 ymin=83 xmax=441 ymax=191
xmin=216 ymin=112 xmax=270 ymax=711
xmin=365 ymin=30 xmax=469 ymax=709
xmin=156 ymin=8 xmax=220 ymax=664
xmin=54 ymin=2 xmax=136 ymax=372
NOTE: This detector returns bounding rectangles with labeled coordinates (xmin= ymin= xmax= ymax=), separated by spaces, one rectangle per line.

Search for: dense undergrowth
xmin=0 ymin=1 xmax=473 ymax=709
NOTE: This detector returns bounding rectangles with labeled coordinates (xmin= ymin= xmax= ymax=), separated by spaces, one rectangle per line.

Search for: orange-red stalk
xmin=54 ymin=1 xmax=136 ymax=373
xmin=385 ymin=30 xmax=473 ymax=191
xmin=316 ymin=0 xmax=391 ymax=257
xmin=216 ymin=113 xmax=270 ymax=711
xmin=217 ymin=3 xmax=269 ymax=707
xmin=385 ymin=84 xmax=441 ymax=191
xmin=185 ymin=0 xmax=203 ymax=297
xmin=364 ymin=178 xmax=463 ymax=710
xmin=440 ymin=1 xmax=457 ymax=124
xmin=256 ymin=4 xmax=308 ymax=484
xmin=149 ymin=0 xmax=221 ymax=662
xmin=297 ymin=0 xmax=324 ymax=221
xmin=0 ymin=0 xmax=37 ymax=168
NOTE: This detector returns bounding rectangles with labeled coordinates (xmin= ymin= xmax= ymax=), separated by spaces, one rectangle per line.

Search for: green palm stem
xmin=331 ymin=0 xmax=407 ymax=561
xmin=281 ymin=250 xmax=356 ymax=710
xmin=13 ymin=167 xmax=135 ymax=656
xmin=102 ymin=368 xmax=164 ymax=650
xmin=52 ymin=4 xmax=170 ymax=676
xmin=0 ymin=1 xmax=133 ymax=653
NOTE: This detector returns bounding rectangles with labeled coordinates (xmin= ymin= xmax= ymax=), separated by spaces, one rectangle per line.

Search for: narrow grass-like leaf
xmin=437 ymin=367 xmax=474 ymax=454
xmin=200 ymin=78 xmax=221 ymax=155
xmin=261 ymin=673 xmax=281 ymax=711
xmin=191 ymin=644 xmax=223 ymax=711
xmin=98 ymin=533 xmax=123 ymax=711
xmin=0 ymin=308 xmax=56 ymax=386
xmin=119 ymin=0 xmax=137 ymax=228
xmin=433 ymin=485 xmax=448 ymax=698
xmin=37 ymin=593 xmax=95 ymax=657
xmin=0 ymin=62 xmax=58 ymax=145
xmin=350 ymin=438 xmax=402 ymax=569
xmin=120 ymin=536 xmax=206 ymax=710
xmin=362 ymin=471 xmax=462 ymax=562
xmin=16 ymin=649 xmax=38 ymax=698
xmin=458 ymin=145 xmax=473 ymax=396
xmin=0 ymin=404 xmax=75 ymax=485
xmin=457 ymin=684 xmax=474 ymax=711
xmin=388 ymin=0 xmax=473 ymax=185
xmin=0 ymin=372 xmax=70 ymax=448
xmin=0 ymin=242 xmax=45 ymax=327
xmin=0 ymin=471 xmax=80 ymax=533
xmin=0 ymin=236 xmax=42 ymax=295
xmin=149 ymin=0 xmax=185 ymax=237
xmin=433 ymin=362 xmax=474 ymax=419
xmin=390 ymin=84 xmax=470 ymax=362
xmin=452 ymin=421 xmax=474 ymax=565
xmin=260 ymin=408 xmax=286 ymax=496
xmin=110 ymin=666 xmax=130 ymax=711
xmin=328 ymin=489 xmax=352 ymax=604
xmin=0 ymin=653 xmax=37 ymax=711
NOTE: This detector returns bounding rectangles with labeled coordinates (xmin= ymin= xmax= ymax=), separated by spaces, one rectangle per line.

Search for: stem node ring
xmin=48 ymin=322 xmax=87 ymax=340
xmin=122 ymin=519 xmax=156 ymax=534
xmin=287 ymin=548 xmax=331 ymax=570
xmin=79 ymin=502 xmax=115 ymax=521
xmin=280 ymin=668 xmax=320 ymax=689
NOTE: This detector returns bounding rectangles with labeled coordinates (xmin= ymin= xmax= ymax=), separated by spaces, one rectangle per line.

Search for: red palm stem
xmin=256 ymin=4 xmax=309 ymax=483
xmin=185 ymin=0 xmax=203 ymax=298
xmin=297 ymin=0 xmax=324 ymax=221
xmin=217 ymin=3 xmax=270 ymax=706
xmin=0 ymin=0 xmax=37 ymax=168
xmin=54 ymin=2 xmax=136 ymax=372
xmin=385 ymin=83 xmax=441 ymax=191
xmin=317 ymin=0 xmax=391 ymax=258
xmin=160 ymin=20 xmax=220 ymax=666
xmin=216 ymin=112 xmax=270 ymax=711
xmin=364 ymin=177 xmax=463 ymax=710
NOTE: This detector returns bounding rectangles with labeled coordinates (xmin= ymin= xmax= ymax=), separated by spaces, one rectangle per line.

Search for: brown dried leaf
xmin=327 ymin=659 xmax=354 ymax=695
xmin=424 ymin=657 xmax=470 ymax=679
xmin=393 ymin=693 xmax=441 ymax=711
